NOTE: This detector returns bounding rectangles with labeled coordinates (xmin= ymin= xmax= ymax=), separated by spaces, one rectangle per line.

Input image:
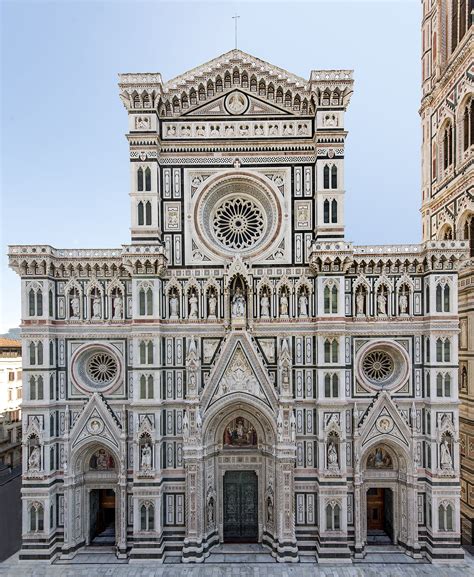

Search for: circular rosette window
xmin=356 ymin=340 xmax=410 ymax=392
xmin=194 ymin=173 xmax=282 ymax=260
xmin=71 ymin=343 xmax=122 ymax=394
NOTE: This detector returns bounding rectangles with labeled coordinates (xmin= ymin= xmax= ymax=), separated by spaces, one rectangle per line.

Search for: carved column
xmin=274 ymin=407 xmax=298 ymax=562
xmin=182 ymin=444 xmax=205 ymax=562
xmin=61 ymin=476 xmax=74 ymax=557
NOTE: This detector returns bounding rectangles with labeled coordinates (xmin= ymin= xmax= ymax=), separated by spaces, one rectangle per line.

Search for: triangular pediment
xmin=182 ymin=89 xmax=294 ymax=118
xmin=358 ymin=391 xmax=412 ymax=449
xmin=201 ymin=333 xmax=278 ymax=411
xmin=69 ymin=393 xmax=122 ymax=453
xmin=165 ymin=49 xmax=308 ymax=93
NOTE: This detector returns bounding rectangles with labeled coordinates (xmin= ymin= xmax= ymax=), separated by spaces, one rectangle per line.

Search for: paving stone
xmin=1 ymin=550 xmax=474 ymax=577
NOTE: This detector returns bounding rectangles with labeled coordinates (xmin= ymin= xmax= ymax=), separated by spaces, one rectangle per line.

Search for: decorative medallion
xmin=376 ymin=415 xmax=394 ymax=434
xmin=225 ymin=91 xmax=249 ymax=115
xmin=87 ymin=418 xmax=105 ymax=435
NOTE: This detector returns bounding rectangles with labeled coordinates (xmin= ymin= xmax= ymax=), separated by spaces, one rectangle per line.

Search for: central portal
xmin=223 ymin=470 xmax=258 ymax=543
xmin=367 ymin=488 xmax=393 ymax=544
xmin=89 ymin=489 xmax=116 ymax=545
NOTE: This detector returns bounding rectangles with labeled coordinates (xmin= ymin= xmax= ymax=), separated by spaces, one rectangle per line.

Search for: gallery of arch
xmin=8 ymin=6 xmax=474 ymax=562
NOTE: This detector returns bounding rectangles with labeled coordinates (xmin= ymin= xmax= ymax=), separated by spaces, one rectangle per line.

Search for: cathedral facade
xmin=8 ymin=50 xmax=468 ymax=563
xmin=419 ymin=0 xmax=473 ymax=544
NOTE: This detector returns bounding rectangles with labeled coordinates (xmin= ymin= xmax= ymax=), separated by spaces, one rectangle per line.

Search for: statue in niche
xmin=260 ymin=292 xmax=270 ymax=318
xmin=290 ymin=411 xmax=296 ymax=442
xmin=399 ymin=291 xmax=408 ymax=315
xmin=377 ymin=292 xmax=387 ymax=315
xmin=182 ymin=411 xmax=189 ymax=437
xmin=327 ymin=441 xmax=339 ymax=470
xmin=280 ymin=292 xmax=289 ymax=316
xmin=298 ymin=292 xmax=308 ymax=317
xmin=440 ymin=438 xmax=453 ymax=471
xmin=28 ymin=446 xmax=41 ymax=471
xmin=277 ymin=407 xmax=284 ymax=441
xmin=367 ymin=447 xmax=393 ymax=469
xmin=113 ymin=294 xmax=123 ymax=319
xmin=140 ymin=442 xmax=152 ymax=470
xmin=90 ymin=448 xmax=115 ymax=470
xmin=281 ymin=365 xmax=290 ymax=390
xmin=266 ymin=496 xmax=274 ymax=523
xmin=223 ymin=417 xmax=257 ymax=447
xmin=207 ymin=496 xmax=215 ymax=525
xmin=92 ymin=297 xmax=101 ymax=320
xmin=208 ymin=292 xmax=217 ymax=319
xmin=195 ymin=409 xmax=202 ymax=432
xmin=169 ymin=292 xmax=179 ymax=318
xmin=356 ymin=291 xmax=365 ymax=315
xmin=231 ymin=288 xmax=246 ymax=317
xmin=70 ymin=294 xmax=80 ymax=319
xmin=188 ymin=291 xmax=198 ymax=319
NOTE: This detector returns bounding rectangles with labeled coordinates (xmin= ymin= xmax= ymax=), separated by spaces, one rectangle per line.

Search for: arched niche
xmin=202 ymin=399 xmax=276 ymax=451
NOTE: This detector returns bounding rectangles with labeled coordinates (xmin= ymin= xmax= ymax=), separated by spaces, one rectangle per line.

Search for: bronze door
xmin=223 ymin=471 xmax=258 ymax=542
xmin=367 ymin=488 xmax=384 ymax=531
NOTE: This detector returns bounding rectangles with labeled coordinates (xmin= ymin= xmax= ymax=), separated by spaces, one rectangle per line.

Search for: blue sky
xmin=0 ymin=0 xmax=421 ymax=332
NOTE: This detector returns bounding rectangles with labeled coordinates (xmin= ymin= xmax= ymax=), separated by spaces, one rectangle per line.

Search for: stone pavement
xmin=0 ymin=550 xmax=473 ymax=577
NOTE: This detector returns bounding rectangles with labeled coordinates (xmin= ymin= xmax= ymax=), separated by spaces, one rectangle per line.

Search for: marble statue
xmin=440 ymin=438 xmax=453 ymax=470
xmin=299 ymin=293 xmax=308 ymax=317
xmin=71 ymin=295 xmax=80 ymax=318
xmin=280 ymin=293 xmax=289 ymax=316
xmin=170 ymin=293 xmax=179 ymax=318
xmin=399 ymin=292 xmax=408 ymax=315
xmin=232 ymin=288 xmax=246 ymax=317
xmin=28 ymin=446 xmax=41 ymax=471
xmin=189 ymin=292 xmax=198 ymax=319
xmin=208 ymin=293 xmax=217 ymax=319
xmin=260 ymin=293 xmax=270 ymax=318
xmin=141 ymin=442 xmax=152 ymax=470
xmin=182 ymin=411 xmax=189 ymax=437
xmin=327 ymin=441 xmax=338 ymax=470
xmin=92 ymin=297 xmax=101 ymax=320
xmin=377 ymin=293 xmax=387 ymax=315
xmin=356 ymin=292 xmax=365 ymax=315
xmin=113 ymin=295 xmax=123 ymax=319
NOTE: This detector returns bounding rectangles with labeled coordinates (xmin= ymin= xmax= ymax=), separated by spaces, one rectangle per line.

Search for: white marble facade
xmin=8 ymin=50 xmax=468 ymax=563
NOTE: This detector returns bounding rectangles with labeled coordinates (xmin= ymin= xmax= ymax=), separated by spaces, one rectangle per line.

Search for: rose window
xmin=87 ymin=352 xmax=118 ymax=385
xmin=356 ymin=340 xmax=410 ymax=392
xmin=362 ymin=350 xmax=394 ymax=383
xmin=71 ymin=344 xmax=122 ymax=393
xmin=213 ymin=197 xmax=265 ymax=250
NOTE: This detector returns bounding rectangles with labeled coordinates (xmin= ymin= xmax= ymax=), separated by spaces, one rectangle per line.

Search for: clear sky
xmin=0 ymin=0 xmax=421 ymax=333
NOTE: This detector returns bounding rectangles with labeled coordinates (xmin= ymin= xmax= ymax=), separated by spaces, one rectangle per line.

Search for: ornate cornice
xmin=118 ymin=49 xmax=354 ymax=117
xmin=8 ymin=243 xmax=167 ymax=278
xmin=309 ymin=240 xmax=469 ymax=273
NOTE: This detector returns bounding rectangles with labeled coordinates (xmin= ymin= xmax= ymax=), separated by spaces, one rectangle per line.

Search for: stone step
xmin=205 ymin=553 xmax=276 ymax=563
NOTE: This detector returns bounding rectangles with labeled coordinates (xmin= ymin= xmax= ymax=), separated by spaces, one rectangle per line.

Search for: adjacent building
xmin=0 ymin=338 xmax=22 ymax=468
xmin=420 ymin=0 xmax=473 ymax=544
xmin=8 ymin=49 xmax=468 ymax=563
